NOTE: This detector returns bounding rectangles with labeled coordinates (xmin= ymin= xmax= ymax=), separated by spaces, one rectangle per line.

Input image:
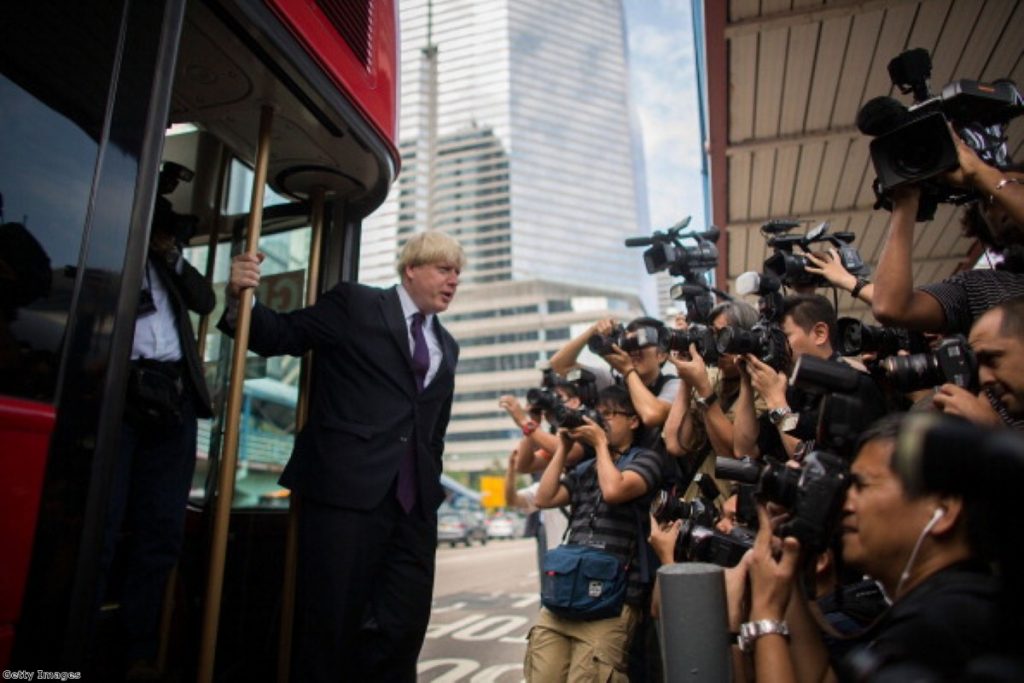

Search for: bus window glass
xmin=187 ymin=159 xmax=310 ymax=509
xmin=0 ymin=71 xmax=110 ymax=402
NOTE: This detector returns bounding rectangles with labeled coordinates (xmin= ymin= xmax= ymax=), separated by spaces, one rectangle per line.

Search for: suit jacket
xmin=226 ymin=282 xmax=458 ymax=511
xmin=150 ymin=253 xmax=215 ymax=417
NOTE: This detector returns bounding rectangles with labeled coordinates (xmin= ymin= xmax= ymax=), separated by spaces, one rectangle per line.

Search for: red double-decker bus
xmin=0 ymin=1 xmax=398 ymax=679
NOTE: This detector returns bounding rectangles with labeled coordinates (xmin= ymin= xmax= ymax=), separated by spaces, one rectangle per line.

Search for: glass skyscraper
xmin=361 ymin=0 xmax=652 ymax=472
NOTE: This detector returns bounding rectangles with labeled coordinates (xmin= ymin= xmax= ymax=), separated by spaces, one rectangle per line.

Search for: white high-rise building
xmin=361 ymin=0 xmax=652 ymax=472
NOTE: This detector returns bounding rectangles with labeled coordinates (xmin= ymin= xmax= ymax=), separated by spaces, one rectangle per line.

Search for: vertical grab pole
xmin=277 ymin=185 xmax=326 ymax=682
xmin=197 ymin=104 xmax=274 ymax=683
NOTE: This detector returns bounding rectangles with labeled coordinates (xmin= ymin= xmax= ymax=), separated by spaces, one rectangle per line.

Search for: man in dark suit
xmin=99 ymin=182 xmax=215 ymax=677
xmin=225 ymin=230 xmax=463 ymax=681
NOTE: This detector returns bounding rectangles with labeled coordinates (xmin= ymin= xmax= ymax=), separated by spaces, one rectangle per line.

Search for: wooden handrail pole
xmin=197 ymin=104 xmax=274 ymax=683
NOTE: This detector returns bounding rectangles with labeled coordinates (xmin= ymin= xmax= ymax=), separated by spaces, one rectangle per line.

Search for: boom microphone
xmin=856 ymin=96 xmax=910 ymax=136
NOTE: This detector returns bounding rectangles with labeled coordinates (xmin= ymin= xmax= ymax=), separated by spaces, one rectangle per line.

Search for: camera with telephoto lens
xmin=760 ymin=219 xmax=868 ymax=289
xmin=717 ymin=270 xmax=790 ymax=371
xmin=587 ymin=323 xmax=664 ymax=356
xmin=858 ymin=49 xmax=1023 ymax=220
xmin=879 ymin=334 xmax=978 ymax=393
xmin=525 ymin=360 xmax=561 ymax=413
xmin=664 ymin=323 xmax=720 ymax=364
xmin=649 ymin=474 xmax=722 ymax=527
xmin=836 ymin=317 xmax=929 ymax=358
xmin=715 ymin=452 xmax=849 ymax=553
xmin=650 ymin=475 xmax=755 ymax=567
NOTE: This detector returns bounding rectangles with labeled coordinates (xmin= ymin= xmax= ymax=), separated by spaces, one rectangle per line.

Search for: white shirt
xmin=131 ymin=258 xmax=182 ymax=361
xmin=396 ymin=284 xmax=442 ymax=388
xmin=517 ymin=482 xmax=569 ymax=550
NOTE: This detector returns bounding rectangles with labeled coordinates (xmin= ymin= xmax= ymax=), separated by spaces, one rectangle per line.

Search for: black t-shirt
xmin=840 ymin=562 xmax=998 ymax=681
xmin=920 ymin=268 xmax=1024 ymax=335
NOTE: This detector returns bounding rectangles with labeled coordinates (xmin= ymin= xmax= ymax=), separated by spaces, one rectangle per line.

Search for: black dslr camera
xmin=879 ymin=334 xmax=977 ymax=393
xmin=551 ymin=368 xmax=604 ymax=430
xmin=664 ymin=324 xmax=720 ymax=363
xmin=717 ymin=271 xmax=790 ymax=371
xmin=760 ymin=219 xmax=868 ymax=289
xmin=859 ymin=49 xmax=1023 ymax=220
xmin=715 ymin=452 xmax=848 ymax=554
xmin=650 ymin=475 xmax=754 ymax=568
xmin=836 ymin=317 xmax=929 ymax=358
xmin=587 ymin=323 xmax=665 ymax=357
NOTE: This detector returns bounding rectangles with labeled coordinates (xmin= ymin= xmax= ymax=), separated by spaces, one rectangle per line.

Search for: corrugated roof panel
xmin=804 ymin=16 xmax=852 ymax=130
xmin=813 ymin=138 xmax=850 ymax=210
xmin=755 ymin=27 xmax=789 ymax=138
xmin=831 ymin=10 xmax=885 ymax=127
xmin=771 ymin=146 xmax=801 ymax=216
xmin=780 ymin=23 xmax=819 ymax=134
xmin=731 ymin=33 xmax=759 ymax=143
xmin=750 ymin=149 xmax=777 ymax=218
xmin=791 ymin=141 xmax=825 ymax=215
xmin=729 ymin=152 xmax=754 ymax=221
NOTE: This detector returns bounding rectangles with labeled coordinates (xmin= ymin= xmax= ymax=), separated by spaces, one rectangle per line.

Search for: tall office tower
xmin=361 ymin=0 xmax=652 ymax=473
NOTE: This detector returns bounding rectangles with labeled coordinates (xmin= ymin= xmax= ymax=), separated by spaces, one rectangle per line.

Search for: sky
xmin=622 ymin=0 xmax=707 ymax=236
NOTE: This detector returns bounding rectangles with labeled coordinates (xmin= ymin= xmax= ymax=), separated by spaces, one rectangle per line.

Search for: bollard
xmin=657 ymin=562 xmax=731 ymax=682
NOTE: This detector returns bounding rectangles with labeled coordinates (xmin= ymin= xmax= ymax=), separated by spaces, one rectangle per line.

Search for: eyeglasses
xmin=598 ymin=410 xmax=635 ymax=420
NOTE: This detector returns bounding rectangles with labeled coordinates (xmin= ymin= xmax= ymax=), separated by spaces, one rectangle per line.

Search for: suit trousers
xmin=99 ymin=390 xmax=197 ymax=661
xmin=293 ymin=490 xmax=438 ymax=682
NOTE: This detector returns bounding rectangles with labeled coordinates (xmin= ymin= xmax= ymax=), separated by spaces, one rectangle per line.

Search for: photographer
xmin=934 ymin=295 xmax=1024 ymax=430
xmin=498 ymin=380 xmax=586 ymax=473
xmin=872 ymin=177 xmax=1024 ymax=335
xmin=526 ymin=385 xmax=664 ymax=682
xmin=805 ymin=248 xmax=874 ymax=305
xmin=549 ymin=316 xmax=679 ymax=432
xmin=741 ymin=294 xmax=861 ymax=459
xmin=98 ymin=170 xmax=214 ymax=675
xmin=736 ymin=413 xmax=999 ymax=682
xmin=663 ymin=301 xmax=761 ymax=465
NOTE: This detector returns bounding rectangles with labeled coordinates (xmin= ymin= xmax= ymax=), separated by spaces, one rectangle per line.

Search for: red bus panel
xmin=266 ymin=0 xmax=399 ymax=162
xmin=0 ymin=396 xmax=55 ymax=668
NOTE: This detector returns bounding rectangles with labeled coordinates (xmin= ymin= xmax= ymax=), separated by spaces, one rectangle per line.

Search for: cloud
xmin=624 ymin=0 xmax=706 ymax=230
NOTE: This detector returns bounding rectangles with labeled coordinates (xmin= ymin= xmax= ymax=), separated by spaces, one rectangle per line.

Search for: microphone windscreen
xmin=856 ymin=96 xmax=908 ymax=136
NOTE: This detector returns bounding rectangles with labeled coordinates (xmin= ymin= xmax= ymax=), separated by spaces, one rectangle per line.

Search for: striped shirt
xmin=560 ymin=446 xmax=663 ymax=604
xmin=920 ymin=269 xmax=1024 ymax=335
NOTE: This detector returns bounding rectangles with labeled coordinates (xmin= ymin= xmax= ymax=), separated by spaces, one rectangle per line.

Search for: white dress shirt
xmin=131 ymin=257 xmax=183 ymax=361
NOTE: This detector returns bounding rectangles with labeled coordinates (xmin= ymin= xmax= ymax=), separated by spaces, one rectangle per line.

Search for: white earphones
xmin=894 ymin=506 xmax=947 ymax=597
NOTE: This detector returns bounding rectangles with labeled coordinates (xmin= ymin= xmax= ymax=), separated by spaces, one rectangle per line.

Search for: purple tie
xmin=397 ymin=312 xmax=429 ymax=513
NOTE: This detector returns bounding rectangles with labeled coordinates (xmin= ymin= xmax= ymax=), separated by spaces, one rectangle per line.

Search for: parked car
xmin=486 ymin=513 xmax=519 ymax=540
xmin=437 ymin=508 xmax=488 ymax=547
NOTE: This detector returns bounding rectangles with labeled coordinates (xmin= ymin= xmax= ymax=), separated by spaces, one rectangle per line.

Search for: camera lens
xmin=759 ymin=464 xmax=801 ymax=509
xmin=880 ymin=352 xmax=942 ymax=392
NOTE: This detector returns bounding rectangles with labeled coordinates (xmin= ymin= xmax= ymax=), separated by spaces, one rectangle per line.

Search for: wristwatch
xmin=693 ymin=390 xmax=718 ymax=411
xmin=737 ymin=619 xmax=790 ymax=653
xmin=768 ymin=406 xmax=799 ymax=432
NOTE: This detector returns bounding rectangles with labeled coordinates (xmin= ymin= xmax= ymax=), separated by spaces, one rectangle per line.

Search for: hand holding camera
xmin=564 ymin=417 xmax=607 ymax=449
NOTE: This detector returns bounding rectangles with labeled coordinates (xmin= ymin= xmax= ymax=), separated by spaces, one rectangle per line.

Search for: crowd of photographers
xmin=497 ymin=50 xmax=1024 ymax=682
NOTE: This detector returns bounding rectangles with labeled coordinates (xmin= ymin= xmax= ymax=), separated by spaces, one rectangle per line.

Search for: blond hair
xmin=396 ymin=230 xmax=465 ymax=278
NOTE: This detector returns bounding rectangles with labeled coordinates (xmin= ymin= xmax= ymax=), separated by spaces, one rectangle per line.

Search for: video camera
xmin=626 ymin=217 xmax=723 ymax=324
xmin=859 ymin=49 xmax=1024 ymax=220
xmin=878 ymin=334 xmax=977 ymax=393
xmin=153 ymin=161 xmax=199 ymax=245
xmin=718 ymin=270 xmax=790 ymax=371
xmin=759 ymin=219 xmax=868 ymax=289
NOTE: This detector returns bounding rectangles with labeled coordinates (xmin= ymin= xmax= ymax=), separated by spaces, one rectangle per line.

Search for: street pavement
xmin=419 ymin=537 xmax=540 ymax=682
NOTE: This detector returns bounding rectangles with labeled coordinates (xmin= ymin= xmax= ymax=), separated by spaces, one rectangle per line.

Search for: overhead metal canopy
xmin=703 ymin=0 xmax=1024 ymax=319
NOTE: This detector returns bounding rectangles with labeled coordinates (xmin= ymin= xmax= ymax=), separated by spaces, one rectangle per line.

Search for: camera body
xmin=587 ymin=324 xmax=665 ymax=357
xmin=879 ymin=334 xmax=978 ymax=393
xmin=716 ymin=322 xmax=789 ymax=371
